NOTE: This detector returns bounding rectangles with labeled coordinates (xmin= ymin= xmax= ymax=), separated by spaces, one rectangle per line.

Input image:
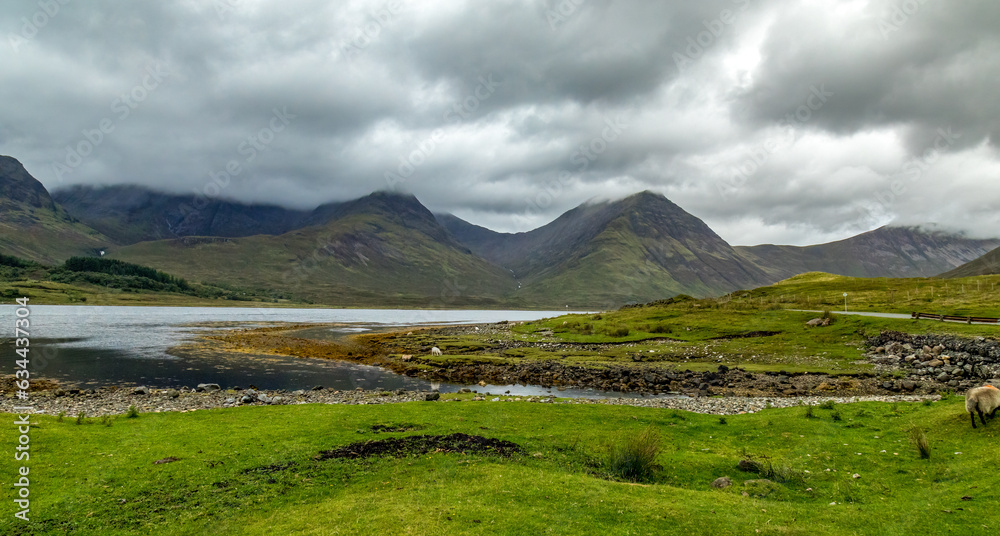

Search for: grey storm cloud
xmin=2 ymin=0 xmax=1000 ymax=245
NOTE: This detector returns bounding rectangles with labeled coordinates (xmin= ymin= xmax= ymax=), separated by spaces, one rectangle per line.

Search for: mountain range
xmin=3 ymin=154 xmax=998 ymax=307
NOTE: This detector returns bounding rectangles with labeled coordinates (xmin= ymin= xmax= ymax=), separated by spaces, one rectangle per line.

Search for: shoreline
xmin=0 ymin=384 xmax=940 ymax=417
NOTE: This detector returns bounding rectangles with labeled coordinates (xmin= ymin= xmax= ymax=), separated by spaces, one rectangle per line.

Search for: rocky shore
xmin=0 ymin=383 xmax=939 ymax=417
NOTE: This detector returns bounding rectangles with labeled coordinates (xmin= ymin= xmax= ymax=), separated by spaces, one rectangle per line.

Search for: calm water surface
xmin=1 ymin=305 xmax=662 ymax=398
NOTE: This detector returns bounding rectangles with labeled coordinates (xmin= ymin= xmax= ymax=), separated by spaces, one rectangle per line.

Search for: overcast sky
xmin=2 ymin=0 xmax=999 ymax=245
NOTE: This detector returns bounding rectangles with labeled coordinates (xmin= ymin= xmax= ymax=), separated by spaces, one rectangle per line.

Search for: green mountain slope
xmin=939 ymin=246 xmax=1000 ymax=278
xmin=111 ymin=192 xmax=519 ymax=307
xmin=0 ymin=156 xmax=114 ymax=264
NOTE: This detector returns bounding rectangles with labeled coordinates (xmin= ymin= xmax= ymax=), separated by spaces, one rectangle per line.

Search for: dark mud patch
xmin=370 ymin=423 xmax=424 ymax=433
xmin=317 ymin=433 xmax=523 ymax=460
xmin=711 ymin=330 xmax=781 ymax=340
xmin=242 ymin=462 xmax=297 ymax=474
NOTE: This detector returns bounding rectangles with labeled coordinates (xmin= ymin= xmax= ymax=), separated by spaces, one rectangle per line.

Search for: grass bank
xmin=2 ymin=397 xmax=997 ymax=535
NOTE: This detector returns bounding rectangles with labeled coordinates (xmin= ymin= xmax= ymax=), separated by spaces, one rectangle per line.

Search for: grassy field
xmin=733 ymin=272 xmax=1000 ymax=318
xmin=2 ymin=396 xmax=998 ymax=535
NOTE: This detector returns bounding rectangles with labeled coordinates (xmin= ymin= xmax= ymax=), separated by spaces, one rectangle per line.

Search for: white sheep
xmin=965 ymin=384 xmax=1000 ymax=429
xmin=430 ymin=346 xmax=442 ymax=356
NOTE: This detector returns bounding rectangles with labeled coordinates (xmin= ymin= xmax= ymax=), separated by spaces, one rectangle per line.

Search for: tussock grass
xmin=604 ymin=426 xmax=662 ymax=482
xmin=909 ymin=426 xmax=931 ymax=459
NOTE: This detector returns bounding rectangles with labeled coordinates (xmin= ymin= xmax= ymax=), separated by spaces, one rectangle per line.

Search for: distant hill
xmin=734 ymin=226 xmax=1000 ymax=282
xmin=52 ymin=184 xmax=342 ymax=244
xmin=939 ymin=246 xmax=1000 ymax=278
xmin=110 ymin=192 xmax=519 ymax=307
xmin=0 ymin=156 xmax=113 ymax=264
xmin=440 ymin=191 xmax=772 ymax=306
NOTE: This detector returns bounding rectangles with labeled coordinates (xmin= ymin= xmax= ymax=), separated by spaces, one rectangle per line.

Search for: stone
xmin=901 ymin=381 xmax=917 ymax=391
xmin=167 ymin=389 xmax=180 ymax=399
xmin=425 ymin=393 xmax=440 ymax=401
xmin=738 ymin=459 xmax=763 ymax=474
xmin=257 ymin=394 xmax=272 ymax=404
xmin=312 ymin=385 xmax=324 ymax=391
xmin=270 ymin=396 xmax=284 ymax=405
xmin=936 ymin=372 xmax=950 ymax=383
xmin=933 ymin=345 xmax=945 ymax=355
xmin=459 ymin=388 xmax=472 ymax=393
xmin=196 ymin=383 xmax=221 ymax=392
xmin=927 ymin=359 xmax=944 ymax=368
xmin=133 ymin=386 xmax=149 ymax=395
xmin=711 ymin=477 xmax=733 ymax=489
xmin=806 ymin=318 xmax=824 ymax=327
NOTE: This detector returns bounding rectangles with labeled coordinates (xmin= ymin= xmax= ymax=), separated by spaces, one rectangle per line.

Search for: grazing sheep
xmin=965 ymin=385 xmax=1000 ymax=429
xmin=430 ymin=346 xmax=442 ymax=356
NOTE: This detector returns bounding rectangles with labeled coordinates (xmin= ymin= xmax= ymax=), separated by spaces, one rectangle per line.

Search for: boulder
xmin=711 ymin=477 xmax=733 ymax=489
xmin=806 ymin=318 xmax=824 ymax=327
xmin=425 ymin=392 xmax=440 ymax=401
xmin=132 ymin=386 xmax=149 ymax=395
xmin=196 ymin=383 xmax=221 ymax=392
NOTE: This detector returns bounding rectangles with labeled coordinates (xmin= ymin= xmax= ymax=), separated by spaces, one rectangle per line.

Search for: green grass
xmin=738 ymin=272 xmax=1000 ymax=317
xmin=3 ymin=398 xmax=997 ymax=535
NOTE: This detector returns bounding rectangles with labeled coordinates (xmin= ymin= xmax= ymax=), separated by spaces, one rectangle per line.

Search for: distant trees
xmin=58 ymin=256 xmax=191 ymax=292
xmin=0 ymin=253 xmax=34 ymax=268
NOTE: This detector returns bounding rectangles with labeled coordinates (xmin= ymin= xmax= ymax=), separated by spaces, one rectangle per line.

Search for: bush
xmin=75 ymin=412 xmax=86 ymax=425
xmin=804 ymin=404 xmax=815 ymax=418
xmin=650 ymin=323 xmax=672 ymax=334
xmin=605 ymin=426 xmax=662 ymax=482
xmin=818 ymin=400 xmax=835 ymax=410
xmin=126 ymin=405 xmax=140 ymax=419
xmin=606 ymin=326 xmax=630 ymax=337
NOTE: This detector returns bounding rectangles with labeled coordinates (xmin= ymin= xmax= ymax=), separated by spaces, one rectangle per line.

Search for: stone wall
xmin=865 ymin=331 xmax=1000 ymax=390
